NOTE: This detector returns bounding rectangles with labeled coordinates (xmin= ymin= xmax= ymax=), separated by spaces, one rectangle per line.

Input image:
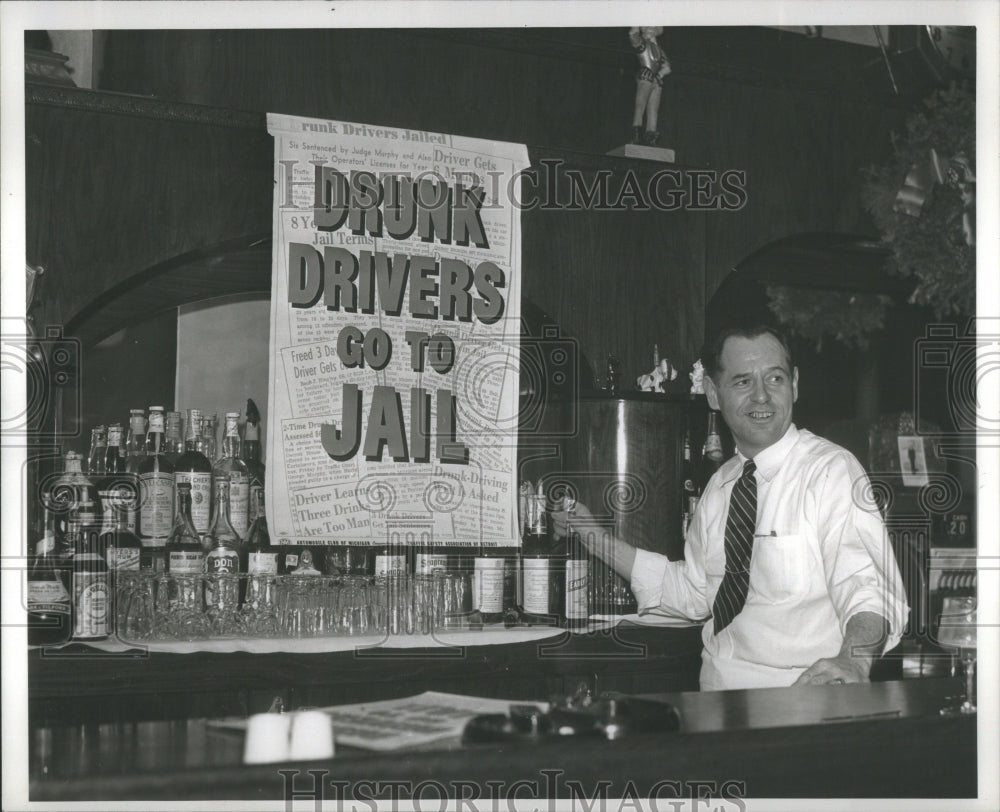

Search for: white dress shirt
xmin=630 ymin=424 xmax=909 ymax=691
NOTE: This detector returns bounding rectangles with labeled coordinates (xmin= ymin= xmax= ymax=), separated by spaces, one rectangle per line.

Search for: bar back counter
xmin=30 ymin=677 xmax=975 ymax=801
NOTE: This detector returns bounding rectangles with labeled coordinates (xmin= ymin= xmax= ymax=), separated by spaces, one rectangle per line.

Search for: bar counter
xmin=30 ymin=678 xmax=976 ymax=801
xmin=29 ymin=623 xmax=705 ymax=726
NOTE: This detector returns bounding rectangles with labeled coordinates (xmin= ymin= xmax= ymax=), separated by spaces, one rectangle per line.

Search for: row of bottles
xmin=73 ymin=400 xmax=267 ymax=562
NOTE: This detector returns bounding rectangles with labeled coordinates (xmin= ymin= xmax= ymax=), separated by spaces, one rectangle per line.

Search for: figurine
xmin=629 ymin=27 xmax=671 ymax=146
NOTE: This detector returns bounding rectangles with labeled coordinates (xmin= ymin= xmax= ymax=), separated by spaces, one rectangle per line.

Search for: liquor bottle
xmin=173 ymin=409 xmax=213 ymax=538
xmin=244 ymin=489 xmax=279 ymax=575
xmin=202 ymin=413 xmax=219 ymax=464
xmin=699 ymin=411 xmax=725 ymax=490
xmin=165 ymin=483 xmax=206 ymax=575
xmin=100 ymin=482 xmax=142 ymax=572
xmin=87 ymin=425 xmax=108 ymax=476
xmin=213 ymin=412 xmax=250 ymax=540
xmin=70 ymin=498 xmax=109 ymax=641
xmin=124 ymin=408 xmax=147 ymax=474
xmin=563 ymin=530 xmax=591 ymax=630
xmin=413 ymin=534 xmax=450 ymax=576
xmin=104 ymin=423 xmax=125 ymax=473
xmin=27 ymin=506 xmax=72 ymax=646
xmin=164 ymin=411 xmax=185 ymax=464
xmin=52 ymin=452 xmax=100 ymax=559
xmin=681 ymin=429 xmax=700 ymax=538
xmin=243 ymin=398 xmax=266 ymax=523
xmin=137 ymin=406 xmax=174 ymax=571
xmin=204 ymin=474 xmax=242 ymax=569
xmin=474 ymin=545 xmax=508 ymax=624
xmin=521 ymin=483 xmax=562 ymax=624
xmin=372 ymin=537 xmax=409 ymax=577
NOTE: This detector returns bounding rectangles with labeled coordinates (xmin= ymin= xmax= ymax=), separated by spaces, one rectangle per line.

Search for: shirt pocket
xmin=748 ymin=534 xmax=810 ymax=603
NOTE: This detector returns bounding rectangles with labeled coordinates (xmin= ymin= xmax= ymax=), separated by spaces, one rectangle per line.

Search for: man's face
xmin=704 ymin=333 xmax=798 ymax=459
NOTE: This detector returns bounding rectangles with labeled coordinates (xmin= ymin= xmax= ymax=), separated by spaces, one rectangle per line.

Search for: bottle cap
xmin=243 ymin=712 xmax=292 ymax=764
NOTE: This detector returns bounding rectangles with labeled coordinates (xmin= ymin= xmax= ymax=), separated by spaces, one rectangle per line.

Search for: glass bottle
xmin=137 ymin=406 xmax=174 ymax=571
xmin=213 ymin=412 xmax=250 ymax=539
xmin=372 ymin=534 xmax=409 ymax=577
xmin=243 ymin=398 xmax=266 ymax=523
xmin=413 ymin=532 xmax=450 ymax=576
xmin=174 ymin=408 xmax=213 ymax=539
xmin=27 ymin=506 xmax=72 ymax=646
xmin=521 ymin=483 xmax=562 ymax=624
xmin=204 ymin=474 xmax=242 ymax=573
xmin=699 ymin=411 xmax=725 ymax=490
xmin=166 ymin=483 xmax=205 ymax=575
xmin=124 ymin=408 xmax=147 ymax=475
xmin=245 ymin=489 xmax=279 ymax=575
xmin=87 ymin=425 xmax=108 ymax=476
xmin=474 ymin=544 xmax=508 ymax=625
xmin=681 ymin=429 xmax=700 ymax=538
xmin=100 ymin=482 xmax=142 ymax=572
xmin=164 ymin=410 xmax=185 ymax=464
xmin=563 ymin=530 xmax=591 ymax=630
xmin=104 ymin=423 xmax=126 ymax=473
xmin=201 ymin=413 xmax=219 ymax=464
xmin=52 ymin=452 xmax=99 ymax=559
xmin=70 ymin=497 xmax=109 ymax=641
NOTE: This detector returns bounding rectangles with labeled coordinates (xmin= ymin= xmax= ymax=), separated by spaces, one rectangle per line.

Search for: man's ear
xmin=704 ymin=374 xmax=720 ymax=411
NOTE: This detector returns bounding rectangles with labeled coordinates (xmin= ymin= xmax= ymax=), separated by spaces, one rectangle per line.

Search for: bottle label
xmin=105 ymin=546 xmax=141 ymax=571
xmin=249 ymin=482 xmax=264 ymax=522
xmin=148 ymin=412 xmax=165 ymax=433
xmin=139 ymin=473 xmax=174 ymax=541
xmin=247 ymin=552 xmax=278 ymax=575
xmin=169 ymin=550 xmax=205 ymax=574
xmin=565 ymin=560 xmax=589 ymax=620
xmin=414 ymin=553 xmax=449 ymax=575
xmin=205 ymin=549 xmax=240 ymax=574
xmin=175 ymin=472 xmax=212 ymax=534
xmin=522 ymin=559 xmax=551 ymax=614
xmin=28 ymin=580 xmax=71 ymax=611
xmin=375 ymin=554 xmax=408 ymax=577
xmin=284 ymin=553 xmax=299 ymax=569
xmin=474 ymin=557 xmax=505 ymax=613
xmin=228 ymin=476 xmax=250 ymax=538
xmin=73 ymin=572 xmax=109 ymax=638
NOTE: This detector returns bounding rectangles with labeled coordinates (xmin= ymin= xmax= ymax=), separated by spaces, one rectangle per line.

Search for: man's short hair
xmin=702 ymin=323 xmax=794 ymax=381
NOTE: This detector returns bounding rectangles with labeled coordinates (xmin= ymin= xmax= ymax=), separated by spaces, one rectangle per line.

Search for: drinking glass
xmin=205 ymin=572 xmax=245 ymax=637
xmin=121 ymin=574 xmax=155 ymax=641
xmin=434 ymin=570 xmax=474 ymax=630
xmin=338 ymin=575 xmax=372 ymax=636
xmin=243 ymin=574 xmax=280 ymax=637
xmin=281 ymin=577 xmax=319 ymax=637
xmin=937 ymin=595 xmax=977 ymax=714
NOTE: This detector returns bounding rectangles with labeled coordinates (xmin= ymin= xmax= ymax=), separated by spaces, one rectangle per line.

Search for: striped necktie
xmin=712 ymin=459 xmax=757 ymax=634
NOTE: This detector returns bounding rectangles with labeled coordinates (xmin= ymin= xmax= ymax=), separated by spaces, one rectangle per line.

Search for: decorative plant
xmin=767 ymin=83 xmax=975 ymax=351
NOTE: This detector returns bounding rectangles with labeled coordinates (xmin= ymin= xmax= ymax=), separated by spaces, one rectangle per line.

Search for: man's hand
xmin=794 ymin=654 xmax=869 ymax=686
xmin=551 ymin=498 xmax=636 ymax=579
xmin=794 ymin=611 xmax=888 ymax=686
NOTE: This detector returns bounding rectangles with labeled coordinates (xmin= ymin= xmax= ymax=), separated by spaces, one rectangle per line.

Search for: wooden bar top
xmin=28 ymin=678 xmax=977 ymax=802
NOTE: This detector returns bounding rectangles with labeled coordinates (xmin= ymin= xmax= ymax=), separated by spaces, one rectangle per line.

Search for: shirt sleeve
xmin=629 ymin=504 xmax=713 ymax=622
xmin=813 ymin=451 xmax=910 ymax=651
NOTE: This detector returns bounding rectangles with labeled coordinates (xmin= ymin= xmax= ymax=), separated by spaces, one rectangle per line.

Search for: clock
xmin=925 ymin=26 xmax=976 ymax=78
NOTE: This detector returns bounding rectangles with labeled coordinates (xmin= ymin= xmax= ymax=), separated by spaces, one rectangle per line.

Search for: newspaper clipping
xmin=265 ymin=113 xmax=529 ymax=549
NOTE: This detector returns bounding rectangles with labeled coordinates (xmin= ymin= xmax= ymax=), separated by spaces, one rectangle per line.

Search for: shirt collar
xmin=720 ymin=423 xmax=800 ymax=485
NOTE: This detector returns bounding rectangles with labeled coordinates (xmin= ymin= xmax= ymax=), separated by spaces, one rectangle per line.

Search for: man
xmin=554 ymin=325 xmax=908 ymax=690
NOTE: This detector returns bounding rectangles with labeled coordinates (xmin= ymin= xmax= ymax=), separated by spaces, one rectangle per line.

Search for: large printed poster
xmin=265 ymin=113 xmax=529 ymax=548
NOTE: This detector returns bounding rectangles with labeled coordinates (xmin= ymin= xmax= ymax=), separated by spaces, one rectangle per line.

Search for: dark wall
xmin=98 ymin=28 xmax=907 ymax=360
